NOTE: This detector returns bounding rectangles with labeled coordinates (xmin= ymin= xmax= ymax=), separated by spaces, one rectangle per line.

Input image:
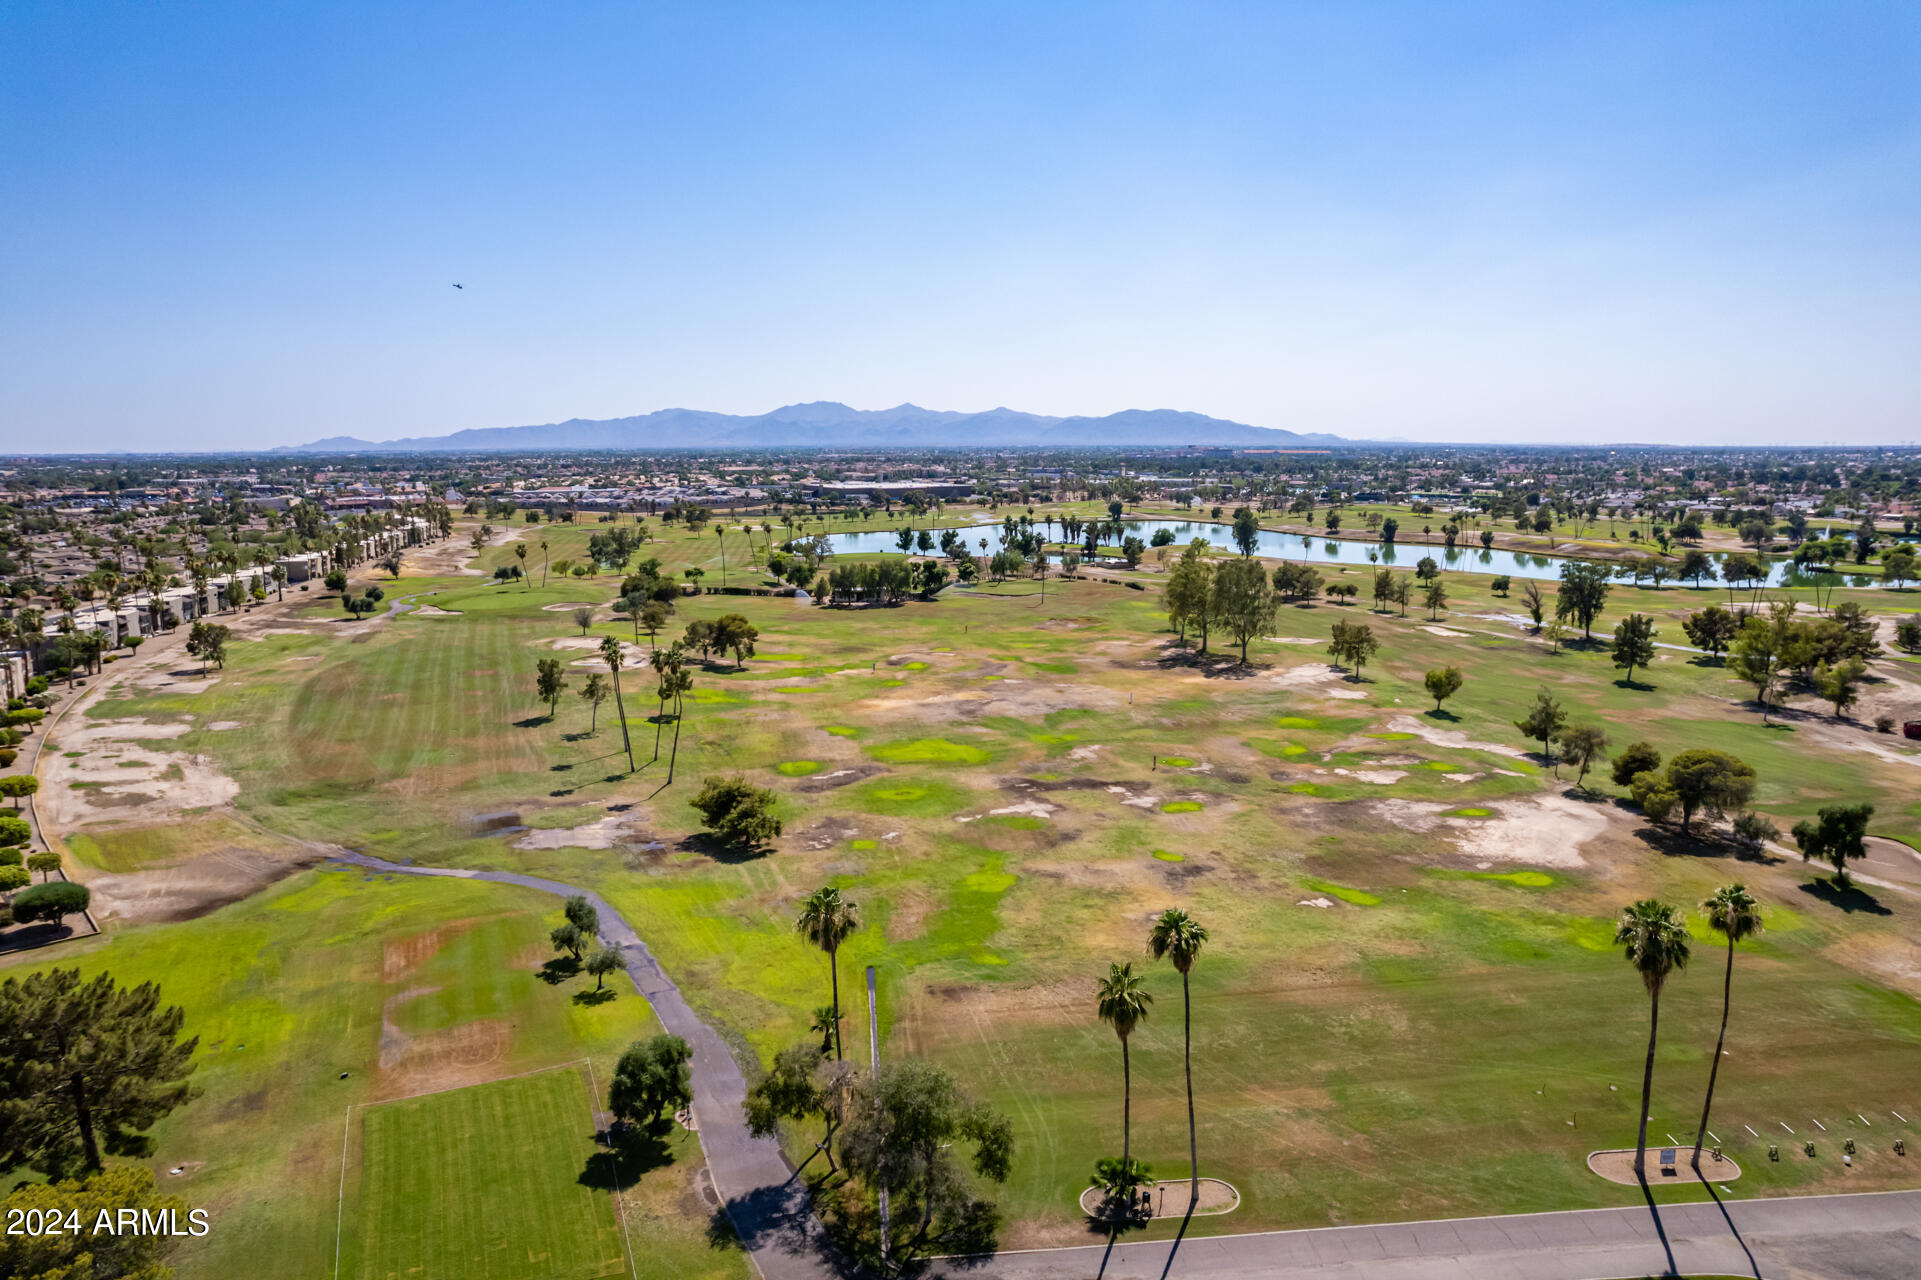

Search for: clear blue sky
xmin=3 ymin=2 xmax=1918 ymax=450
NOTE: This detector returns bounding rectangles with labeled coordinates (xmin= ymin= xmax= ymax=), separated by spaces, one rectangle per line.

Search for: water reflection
xmin=821 ymin=518 xmax=1803 ymax=587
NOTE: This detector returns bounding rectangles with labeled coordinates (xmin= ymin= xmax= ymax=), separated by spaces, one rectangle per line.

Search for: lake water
xmin=822 ymin=518 xmax=1844 ymax=589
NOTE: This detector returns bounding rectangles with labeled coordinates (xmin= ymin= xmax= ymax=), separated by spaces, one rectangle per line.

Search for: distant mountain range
xmin=278 ymin=402 xmax=1346 ymax=453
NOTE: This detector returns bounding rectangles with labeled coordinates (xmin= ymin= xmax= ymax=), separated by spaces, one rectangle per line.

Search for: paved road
xmin=330 ymin=852 xmax=841 ymax=1280
xmin=334 ymin=851 xmax=1920 ymax=1280
xmin=934 ymin=1188 xmax=1921 ymax=1280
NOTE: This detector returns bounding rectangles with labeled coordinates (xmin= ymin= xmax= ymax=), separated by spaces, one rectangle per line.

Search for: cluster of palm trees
xmin=1093 ymin=908 xmax=1210 ymax=1213
xmin=1614 ymin=885 xmax=1764 ymax=1177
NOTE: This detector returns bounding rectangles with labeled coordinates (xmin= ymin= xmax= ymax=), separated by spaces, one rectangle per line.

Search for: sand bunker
xmin=540 ymin=601 xmax=600 ymax=612
xmin=41 ymin=718 xmax=240 ymax=830
xmin=513 ymin=812 xmax=648 ymax=850
xmin=1387 ymin=714 xmax=1527 ymax=758
xmin=1371 ymin=793 xmax=1607 ymax=869
xmin=1421 ymin=625 xmax=1467 ymax=637
xmin=412 ymin=604 xmax=462 ymax=617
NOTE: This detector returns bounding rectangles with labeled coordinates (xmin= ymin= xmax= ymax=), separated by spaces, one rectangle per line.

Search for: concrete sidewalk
xmin=934 ymin=1188 xmax=1921 ymax=1280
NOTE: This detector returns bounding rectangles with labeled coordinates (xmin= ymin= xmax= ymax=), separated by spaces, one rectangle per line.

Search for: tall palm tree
xmin=1095 ymin=961 xmax=1153 ymax=1197
xmin=514 ymin=541 xmax=529 ymax=586
xmin=1692 ymin=884 xmax=1762 ymax=1169
xmin=795 ymin=887 xmax=860 ymax=1059
xmin=597 ymin=635 xmax=634 ymax=771
xmin=1148 ymin=909 xmax=1209 ymax=1210
xmin=1614 ymin=899 xmax=1691 ymax=1177
xmin=540 ymin=538 xmax=549 ymax=587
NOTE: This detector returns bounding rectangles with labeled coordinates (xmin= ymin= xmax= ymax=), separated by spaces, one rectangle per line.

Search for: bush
xmin=9 ymin=880 xmax=89 ymax=924
xmin=0 ymin=815 xmax=30 ymax=847
xmin=1611 ymin=740 xmax=1661 ymax=788
xmin=1875 ymin=714 xmax=1896 ymax=734
xmin=1731 ymin=810 xmax=1779 ymax=851
xmin=689 ymin=776 xmax=782 ymax=847
xmin=1629 ymin=770 xmax=1678 ymax=823
xmin=0 ymin=748 xmax=15 ymax=768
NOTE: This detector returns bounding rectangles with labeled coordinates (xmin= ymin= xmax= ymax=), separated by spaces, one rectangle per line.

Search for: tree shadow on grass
xmin=1797 ymin=878 xmax=1893 ymax=916
xmin=537 ymin=956 xmax=580 ymax=985
xmin=675 ymin=832 xmax=776 ymax=865
xmin=1425 ymin=708 xmax=1461 ymax=722
xmin=572 ymin=986 xmax=618 ymax=1006
xmin=1631 ymin=823 xmax=1781 ymax=865
xmin=579 ymin=1122 xmax=674 ymax=1191
xmin=512 ymin=715 xmax=552 ymax=729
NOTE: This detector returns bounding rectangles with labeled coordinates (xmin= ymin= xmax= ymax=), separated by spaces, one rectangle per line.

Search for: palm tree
xmin=1148 ymin=909 xmax=1209 ymax=1210
xmin=514 ymin=540 xmax=529 ymax=586
xmin=1692 ymin=884 xmax=1762 ymax=1170
xmin=1614 ymin=899 xmax=1690 ymax=1177
xmin=795 ymin=887 xmax=860 ymax=1059
xmin=597 ymin=635 xmax=634 ymax=771
xmin=1095 ymin=961 xmax=1153 ymax=1199
xmin=540 ymin=538 xmax=550 ymax=587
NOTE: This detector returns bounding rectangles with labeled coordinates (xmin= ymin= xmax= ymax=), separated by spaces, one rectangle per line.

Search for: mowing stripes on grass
xmin=341 ymin=1063 xmax=630 ymax=1280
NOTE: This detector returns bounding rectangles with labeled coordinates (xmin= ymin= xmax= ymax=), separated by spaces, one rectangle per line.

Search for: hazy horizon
xmin=4 ymin=2 xmax=1919 ymax=452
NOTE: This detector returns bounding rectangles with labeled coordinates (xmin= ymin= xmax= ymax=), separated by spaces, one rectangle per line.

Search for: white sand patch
xmin=513 ymin=813 xmax=640 ymax=850
xmin=540 ymin=601 xmax=601 ymax=612
xmin=1067 ymin=744 xmax=1104 ymax=761
xmin=1387 ymin=714 xmax=1527 ymax=758
xmin=1106 ymin=785 xmax=1163 ymax=810
xmin=1266 ymin=636 xmax=1323 ymax=645
xmin=1274 ymin=662 xmax=1344 ymax=688
xmin=206 ymin=721 xmax=244 ymax=732
xmin=1421 ymin=625 xmax=1467 ymax=637
xmin=1327 ymin=689 xmax=1369 ymax=700
xmin=1333 ymin=768 xmax=1406 ymax=784
xmin=1371 ymin=793 xmax=1605 ymax=868
xmin=1455 ymin=793 xmax=1607 ymax=868
xmin=39 ymin=718 xmax=239 ymax=830
xmin=412 ymin=604 xmax=462 ymax=616
xmin=1298 ymin=897 xmax=1335 ymax=909
xmin=959 ymin=799 xmax=1058 ymax=824
xmin=1443 ymin=772 xmax=1483 ymax=783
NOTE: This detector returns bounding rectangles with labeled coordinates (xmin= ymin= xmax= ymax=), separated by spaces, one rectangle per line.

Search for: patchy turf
xmin=38 ymin=511 xmax=1921 ymax=1261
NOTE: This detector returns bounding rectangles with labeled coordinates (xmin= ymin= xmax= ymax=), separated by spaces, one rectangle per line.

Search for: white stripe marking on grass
xmin=1812 ymin=1118 xmax=1827 ymax=1132
xmin=1707 ymin=1131 xmax=1719 ymax=1144
xmin=580 ymin=1058 xmax=638 ymax=1280
xmin=334 ymin=1107 xmax=352 ymax=1280
xmin=1894 ymin=1111 xmax=1909 ymax=1124
xmin=1665 ymin=1134 xmax=1680 ymax=1145
xmin=1781 ymin=1122 xmax=1795 ymax=1134
xmin=1744 ymin=1125 xmax=1758 ymax=1137
xmin=1858 ymin=1114 xmax=1871 ymax=1127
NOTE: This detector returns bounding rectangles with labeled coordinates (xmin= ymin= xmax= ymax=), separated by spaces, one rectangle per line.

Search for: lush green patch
xmin=1302 ymin=876 xmax=1382 ymax=906
xmin=343 ymin=1067 xmax=627 ymax=1280
xmin=1150 ymin=849 xmax=1184 ymax=862
xmin=1443 ymin=806 xmax=1494 ymax=818
xmin=866 ymin=737 xmax=994 ymax=766
xmin=1159 ymin=800 xmax=1204 ymax=813
xmin=1275 ymin=716 xmax=1320 ymax=729
xmin=774 ymin=760 xmax=823 ymax=777
xmin=1157 ymin=756 xmax=1196 ymax=768
xmin=847 ymin=777 xmax=975 ymax=818
xmin=822 ymin=725 xmax=859 ymax=737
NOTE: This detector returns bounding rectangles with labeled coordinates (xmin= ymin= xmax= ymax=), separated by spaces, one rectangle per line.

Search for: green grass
xmin=344 ymin=1067 xmax=626 ymax=1280
xmin=38 ymin=514 xmax=1921 ymax=1258
xmin=774 ymin=760 xmax=823 ymax=776
xmin=1159 ymin=800 xmax=1204 ymax=813
xmin=1157 ymin=756 xmax=1196 ymax=767
xmin=866 ymin=737 xmax=994 ymax=766
xmin=1300 ymin=877 xmax=1382 ymax=906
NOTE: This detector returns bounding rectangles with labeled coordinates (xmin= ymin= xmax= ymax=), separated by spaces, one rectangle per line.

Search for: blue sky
xmin=3 ymin=2 xmax=1918 ymax=450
